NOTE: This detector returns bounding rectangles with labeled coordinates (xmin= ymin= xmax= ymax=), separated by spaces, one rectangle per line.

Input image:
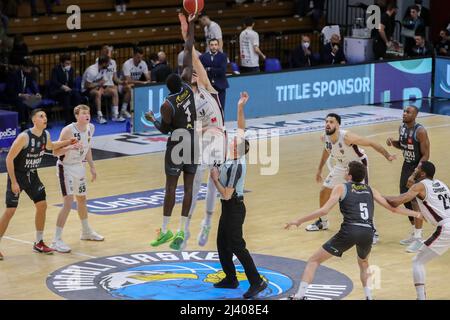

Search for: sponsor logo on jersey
xmin=46 ymin=251 xmax=353 ymax=300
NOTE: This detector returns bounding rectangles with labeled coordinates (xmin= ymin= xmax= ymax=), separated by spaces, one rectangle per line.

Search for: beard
xmin=325 ymin=128 xmax=336 ymax=135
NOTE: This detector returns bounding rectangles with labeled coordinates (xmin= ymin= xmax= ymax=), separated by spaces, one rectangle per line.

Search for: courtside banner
xmin=0 ymin=110 xmax=19 ymax=149
xmin=434 ymin=57 xmax=450 ymax=99
xmin=133 ymin=58 xmax=432 ymax=133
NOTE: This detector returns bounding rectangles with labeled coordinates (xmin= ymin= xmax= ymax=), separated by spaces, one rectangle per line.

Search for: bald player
xmin=386 ymin=105 xmax=430 ymax=253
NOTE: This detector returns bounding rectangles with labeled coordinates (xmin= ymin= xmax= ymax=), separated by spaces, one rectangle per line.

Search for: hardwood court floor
xmin=0 ymin=115 xmax=449 ymax=300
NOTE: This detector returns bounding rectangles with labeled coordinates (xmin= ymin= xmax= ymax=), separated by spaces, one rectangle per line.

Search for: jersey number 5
xmin=360 ymin=203 xmax=369 ymax=220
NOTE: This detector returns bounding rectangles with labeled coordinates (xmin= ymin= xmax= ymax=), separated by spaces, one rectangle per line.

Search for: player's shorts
xmin=5 ymin=170 xmax=46 ymax=208
xmin=423 ymin=222 xmax=450 ymax=256
xmin=322 ymin=223 xmax=374 ymax=259
xmin=323 ymin=158 xmax=369 ymax=189
xmin=57 ymin=163 xmax=87 ymax=196
xmin=165 ymin=141 xmax=198 ymax=177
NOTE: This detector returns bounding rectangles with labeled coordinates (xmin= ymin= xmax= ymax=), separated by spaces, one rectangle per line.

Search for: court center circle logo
xmin=47 ymin=251 xmax=353 ymax=300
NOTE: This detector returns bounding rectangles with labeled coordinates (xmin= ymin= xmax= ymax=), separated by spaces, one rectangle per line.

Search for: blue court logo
xmin=46 ymin=251 xmax=353 ymax=300
xmin=439 ymin=64 xmax=450 ymax=94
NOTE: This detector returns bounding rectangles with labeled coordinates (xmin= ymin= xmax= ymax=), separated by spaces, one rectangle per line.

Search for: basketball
xmin=183 ymin=0 xmax=204 ymax=15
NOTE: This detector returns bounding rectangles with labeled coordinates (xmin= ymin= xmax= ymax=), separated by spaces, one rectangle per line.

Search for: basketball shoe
xmin=170 ymin=231 xmax=185 ymax=250
xmin=51 ymin=239 xmax=71 ymax=253
xmin=400 ymin=232 xmax=415 ymax=245
xmin=198 ymin=219 xmax=211 ymax=246
xmin=33 ymin=240 xmax=54 ymax=254
xmin=151 ymin=229 xmax=174 ymax=247
xmin=305 ymin=218 xmax=329 ymax=231
xmin=81 ymin=230 xmax=105 ymax=241
xmin=406 ymin=238 xmax=423 ymax=253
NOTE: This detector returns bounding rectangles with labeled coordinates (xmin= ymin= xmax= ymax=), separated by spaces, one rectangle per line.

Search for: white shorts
xmin=57 ymin=163 xmax=87 ymax=196
xmin=423 ymin=223 xmax=450 ymax=256
xmin=323 ymin=158 xmax=369 ymax=189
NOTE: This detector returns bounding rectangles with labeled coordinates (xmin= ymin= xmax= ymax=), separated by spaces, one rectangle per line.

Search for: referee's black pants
xmin=217 ymin=197 xmax=261 ymax=286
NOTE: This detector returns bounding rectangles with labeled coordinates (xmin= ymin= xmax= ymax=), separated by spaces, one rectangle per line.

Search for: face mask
xmin=303 ymin=42 xmax=310 ymax=49
xmin=64 ymin=66 xmax=71 ymax=72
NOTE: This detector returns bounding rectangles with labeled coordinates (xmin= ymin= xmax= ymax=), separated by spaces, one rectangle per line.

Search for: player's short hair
xmin=348 ymin=161 xmax=367 ymax=183
xmin=199 ymin=12 xmax=209 ymax=19
xmin=326 ymin=113 xmax=341 ymax=125
xmin=133 ymin=47 xmax=144 ymax=55
xmin=243 ymin=17 xmax=254 ymax=27
xmin=208 ymin=38 xmax=219 ymax=44
xmin=30 ymin=108 xmax=45 ymax=119
xmin=59 ymin=54 xmax=71 ymax=64
xmin=406 ymin=105 xmax=419 ymax=114
xmin=166 ymin=73 xmax=183 ymax=94
xmin=74 ymin=104 xmax=90 ymax=116
xmin=410 ymin=5 xmax=420 ymax=12
xmin=98 ymin=55 xmax=110 ymax=65
xmin=420 ymin=161 xmax=435 ymax=179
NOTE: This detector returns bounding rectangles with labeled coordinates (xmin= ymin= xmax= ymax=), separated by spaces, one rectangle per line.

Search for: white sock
xmin=180 ymin=216 xmax=188 ymax=232
xmin=81 ymin=218 xmax=91 ymax=234
xmin=204 ymin=212 xmax=213 ymax=225
xmin=112 ymin=106 xmax=119 ymax=117
xmin=54 ymin=226 xmax=64 ymax=241
xmin=321 ymin=216 xmax=328 ymax=223
xmin=185 ymin=216 xmax=192 ymax=231
xmin=414 ymin=228 xmax=423 ymax=239
xmin=121 ymin=103 xmax=128 ymax=111
xmin=162 ymin=216 xmax=170 ymax=233
xmin=36 ymin=231 xmax=44 ymax=243
xmin=295 ymin=281 xmax=309 ymax=299
xmin=97 ymin=111 xmax=103 ymax=117
xmin=415 ymin=284 xmax=426 ymax=300
xmin=364 ymin=286 xmax=372 ymax=300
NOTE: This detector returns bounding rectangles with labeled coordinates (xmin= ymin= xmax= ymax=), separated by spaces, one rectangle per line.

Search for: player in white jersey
xmin=51 ymin=105 xmax=104 ymax=253
xmin=306 ymin=113 xmax=396 ymax=244
xmin=385 ymin=161 xmax=450 ymax=300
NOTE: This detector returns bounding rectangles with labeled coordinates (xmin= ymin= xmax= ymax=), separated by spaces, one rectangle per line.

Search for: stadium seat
xmin=264 ymin=58 xmax=282 ymax=73
xmin=230 ymin=62 xmax=240 ymax=74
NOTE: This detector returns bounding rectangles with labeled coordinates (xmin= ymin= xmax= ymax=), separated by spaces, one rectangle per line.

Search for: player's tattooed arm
xmin=285 ymin=184 xmax=343 ymax=229
xmin=373 ymin=188 xmax=422 ymax=218
xmin=345 ymin=132 xmax=396 ymax=161
xmin=417 ymin=127 xmax=430 ymax=164
xmin=384 ymin=183 xmax=424 ymax=208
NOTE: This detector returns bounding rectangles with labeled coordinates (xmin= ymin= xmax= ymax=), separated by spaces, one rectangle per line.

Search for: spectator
xmin=321 ymin=34 xmax=346 ymax=65
xmin=402 ymin=5 xmax=425 ymax=57
xmin=151 ymin=51 xmax=173 ymax=83
xmin=372 ymin=3 xmax=398 ymax=60
xmin=147 ymin=52 xmax=159 ymax=72
xmin=404 ymin=0 xmax=430 ymax=31
xmin=95 ymin=45 xmax=128 ymax=118
xmin=239 ymin=17 xmax=266 ymax=73
xmin=409 ymin=33 xmax=434 ymax=57
xmin=82 ymin=55 xmax=123 ymax=124
xmin=121 ymin=47 xmax=150 ymax=119
xmin=49 ymin=54 xmax=82 ymax=125
xmin=199 ymin=13 xmax=223 ymax=52
xmin=200 ymin=38 xmax=229 ymax=110
xmin=115 ymin=0 xmax=128 ymax=13
xmin=4 ymin=59 xmax=41 ymax=130
xmin=289 ymin=35 xmax=318 ymax=68
xmin=9 ymin=34 xmax=29 ymax=66
xmin=177 ymin=49 xmax=201 ymax=75
xmin=436 ymin=30 xmax=450 ymax=57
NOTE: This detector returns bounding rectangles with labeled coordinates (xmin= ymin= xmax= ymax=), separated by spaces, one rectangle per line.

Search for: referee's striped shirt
xmin=219 ymin=156 xmax=246 ymax=198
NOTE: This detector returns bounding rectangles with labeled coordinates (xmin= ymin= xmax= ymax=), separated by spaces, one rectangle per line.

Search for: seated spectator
xmin=151 ymin=51 xmax=173 ymax=83
xmin=289 ymin=35 xmax=318 ymax=68
xmin=402 ymin=5 xmax=425 ymax=57
xmin=121 ymin=47 xmax=150 ymax=119
xmin=147 ymin=52 xmax=158 ymax=72
xmin=199 ymin=13 xmax=223 ymax=52
xmin=82 ymin=55 xmax=122 ymax=124
xmin=9 ymin=34 xmax=29 ymax=66
xmin=436 ymin=29 xmax=450 ymax=57
xmin=49 ymin=54 xmax=82 ymax=125
xmin=4 ymin=59 xmax=41 ymax=130
xmin=177 ymin=49 xmax=201 ymax=75
xmin=96 ymin=45 xmax=128 ymax=119
xmin=409 ymin=33 xmax=434 ymax=57
xmin=321 ymin=34 xmax=346 ymax=65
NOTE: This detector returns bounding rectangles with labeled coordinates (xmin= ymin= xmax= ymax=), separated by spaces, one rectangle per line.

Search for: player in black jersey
xmin=147 ymin=13 xmax=199 ymax=251
xmin=0 ymin=109 xmax=79 ymax=260
xmin=386 ymin=106 xmax=430 ymax=252
xmin=284 ymin=161 xmax=420 ymax=300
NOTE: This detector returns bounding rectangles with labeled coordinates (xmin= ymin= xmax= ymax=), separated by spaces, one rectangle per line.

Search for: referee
xmin=210 ymin=92 xmax=267 ymax=299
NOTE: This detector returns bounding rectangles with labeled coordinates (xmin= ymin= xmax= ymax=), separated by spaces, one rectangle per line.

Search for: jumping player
xmin=285 ymin=161 xmax=421 ymax=300
xmin=51 ymin=105 xmax=104 ymax=253
xmin=146 ymin=13 xmax=198 ymax=251
xmin=386 ymin=105 xmax=430 ymax=253
xmin=306 ymin=113 xmax=396 ymax=245
xmin=384 ymin=161 xmax=450 ymax=300
xmin=0 ymin=109 xmax=78 ymax=260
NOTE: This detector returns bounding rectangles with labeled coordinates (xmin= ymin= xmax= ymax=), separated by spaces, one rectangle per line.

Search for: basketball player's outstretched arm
xmin=47 ymin=132 xmax=78 ymax=152
xmin=384 ymin=183 xmax=425 ymax=208
xmin=180 ymin=14 xmax=196 ymax=84
xmin=237 ymin=92 xmax=248 ymax=132
xmin=344 ymin=131 xmax=396 ymax=161
xmin=52 ymin=126 xmax=82 ymax=156
xmin=372 ymin=187 xmax=422 ymax=218
xmin=285 ymin=184 xmax=343 ymax=229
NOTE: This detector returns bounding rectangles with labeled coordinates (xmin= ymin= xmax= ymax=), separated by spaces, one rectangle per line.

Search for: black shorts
xmin=322 ymin=224 xmax=373 ymax=259
xmin=5 ymin=170 xmax=46 ymax=208
xmin=400 ymin=162 xmax=418 ymax=211
xmin=164 ymin=142 xmax=198 ymax=177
